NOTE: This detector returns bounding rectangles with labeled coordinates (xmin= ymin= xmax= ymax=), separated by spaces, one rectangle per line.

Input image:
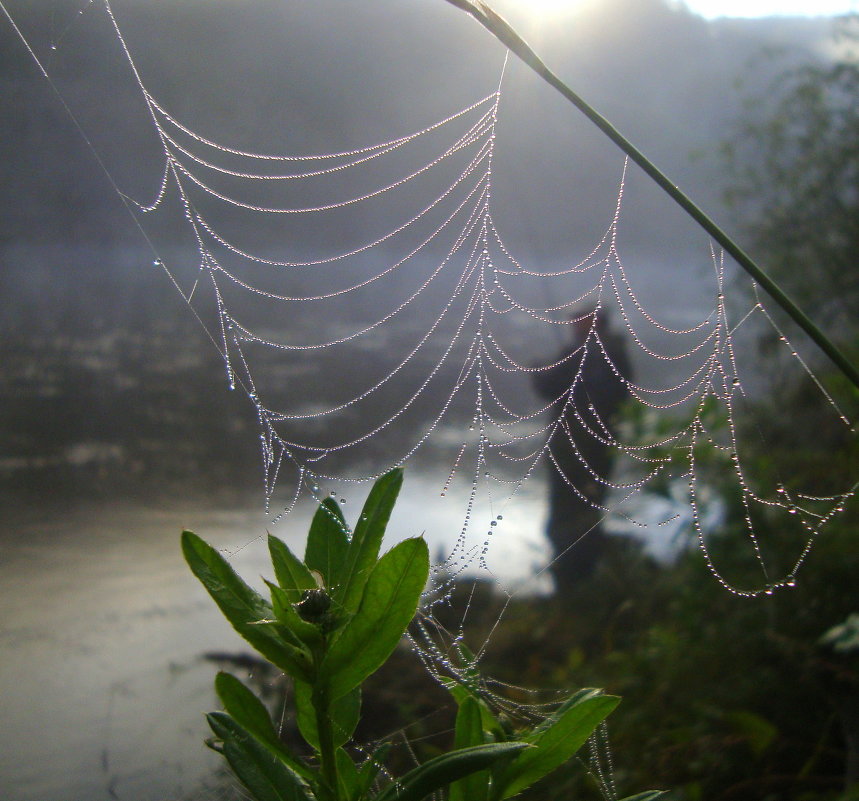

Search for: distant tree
xmin=725 ymin=14 xmax=859 ymax=346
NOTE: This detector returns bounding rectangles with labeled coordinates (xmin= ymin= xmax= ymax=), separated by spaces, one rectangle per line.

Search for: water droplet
xmin=311 ymin=484 xmax=319 ymax=493
xmin=340 ymin=498 xmax=346 ymax=505
xmin=786 ymin=578 xmax=797 ymax=588
xmin=330 ymin=491 xmax=337 ymax=497
xmin=152 ymin=258 xmax=163 ymax=267
xmin=496 ymin=515 xmax=503 ymax=521
xmin=732 ymin=378 xmax=740 ymax=386
xmin=788 ymin=508 xmax=797 ymax=514
xmin=50 ymin=43 xmax=57 ymax=50
xmin=490 ymin=520 xmax=497 ymax=527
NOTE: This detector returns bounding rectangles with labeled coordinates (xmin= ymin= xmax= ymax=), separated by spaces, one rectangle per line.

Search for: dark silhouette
xmin=532 ymin=306 xmax=632 ymax=591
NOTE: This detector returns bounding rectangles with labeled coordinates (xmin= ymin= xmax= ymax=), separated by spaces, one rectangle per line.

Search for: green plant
xmin=183 ymin=467 xmax=663 ymax=801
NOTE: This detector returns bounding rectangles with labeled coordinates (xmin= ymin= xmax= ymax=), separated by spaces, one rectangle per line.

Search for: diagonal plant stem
xmin=443 ymin=0 xmax=859 ymax=394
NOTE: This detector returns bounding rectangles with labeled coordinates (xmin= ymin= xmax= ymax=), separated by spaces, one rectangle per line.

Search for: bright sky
xmin=522 ymin=0 xmax=857 ymax=19
xmin=685 ymin=0 xmax=858 ymax=16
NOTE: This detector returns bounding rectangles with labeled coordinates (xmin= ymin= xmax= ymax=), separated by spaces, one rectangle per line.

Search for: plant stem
xmin=314 ymin=683 xmax=340 ymax=801
xmin=442 ymin=0 xmax=859 ymax=394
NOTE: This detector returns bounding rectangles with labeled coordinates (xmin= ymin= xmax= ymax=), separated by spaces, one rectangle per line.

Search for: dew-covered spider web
xmin=81 ymin=0 xmax=855 ymax=597
xmin=4 ymin=0 xmax=859 ymax=797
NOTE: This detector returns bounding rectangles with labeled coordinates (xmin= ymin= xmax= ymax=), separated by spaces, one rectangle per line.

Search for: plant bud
xmin=295 ymin=588 xmax=331 ymax=622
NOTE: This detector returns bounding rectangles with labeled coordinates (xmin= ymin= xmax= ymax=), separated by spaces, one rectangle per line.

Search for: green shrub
xmin=183 ymin=468 xmax=663 ymax=801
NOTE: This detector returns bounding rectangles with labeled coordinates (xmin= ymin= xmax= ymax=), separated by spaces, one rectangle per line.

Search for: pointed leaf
xmin=182 ymin=531 xmax=313 ymax=681
xmin=321 ymin=536 xmax=429 ymax=700
xmin=618 ymin=793 xmax=668 ymax=801
xmin=335 ymin=747 xmax=360 ymax=801
xmin=357 ymin=742 xmax=391 ymax=798
xmin=214 ymin=673 xmax=314 ymax=781
xmin=335 ymin=468 xmax=404 ymax=613
xmin=449 ymin=697 xmax=488 ymax=801
xmin=443 ymin=678 xmax=504 ymax=740
xmin=294 ymin=679 xmax=361 ymax=750
xmin=304 ymin=498 xmax=350 ymax=589
xmin=376 ymin=742 xmax=528 ymax=801
xmin=206 ymin=713 xmax=315 ymax=801
xmin=266 ymin=581 xmax=324 ymax=648
xmin=221 ymin=737 xmax=315 ymax=801
xmin=494 ymin=691 xmax=619 ymax=799
xmin=269 ymin=534 xmax=317 ymax=602
xmin=206 ymin=708 xmax=313 ymax=780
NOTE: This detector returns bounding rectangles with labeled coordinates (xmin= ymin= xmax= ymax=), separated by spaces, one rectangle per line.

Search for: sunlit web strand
xmin=156 ymin=106 xmax=496 ymax=182
xmin=145 ymin=88 xmax=499 ymax=162
xmin=168 ymin=123 xmax=493 ymax=214
xmin=203 ymin=179 xmax=490 ymax=302
xmin=221 ymin=206 xmax=486 ymax=352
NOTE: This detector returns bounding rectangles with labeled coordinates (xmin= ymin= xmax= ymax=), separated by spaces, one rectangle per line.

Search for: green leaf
xmin=269 ymin=534 xmax=317 ymax=603
xmin=493 ymin=690 xmax=620 ymax=800
xmin=294 ymin=679 xmax=361 ymax=750
xmin=618 ymin=792 xmax=668 ymax=801
xmin=335 ymin=747 xmax=360 ymax=801
xmin=376 ymin=742 xmax=528 ymax=801
xmin=335 ymin=468 xmax=404 ymax=613
xmin=181 ymin=531 xmax=313 ymax=682
xmin=356 ymin=742 xmax=391 ymax=798
xmin=321 ymin=536 xmax=429 ymax=700
xmin=304 ymin=498 xmax=350 ymax=589
xmin=266 ymin=581 xmax=324 ymax=648
xmin=206 ymin=713 xmax=315 ymax=801
xmin=443 ymin=678 xmax=504 ymax=740
xmin=449 ymin=697 xmax=489 ymax=801
xmin=214 ymin=673 xmax=314 ymax=781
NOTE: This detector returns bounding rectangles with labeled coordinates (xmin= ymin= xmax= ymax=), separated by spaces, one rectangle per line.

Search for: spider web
xmin=4 ymin=1 xmax=858 ymax=798
xmin=91 ymin=0 xmax=853 ymax=599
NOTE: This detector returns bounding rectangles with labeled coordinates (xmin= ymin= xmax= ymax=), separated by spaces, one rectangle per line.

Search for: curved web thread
xmin=95 ymin=0 xmax=856 ymax=605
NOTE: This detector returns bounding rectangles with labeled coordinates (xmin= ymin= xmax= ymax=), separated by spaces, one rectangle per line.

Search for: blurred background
xmin=1 ymin=0 xmax=858 ymax=799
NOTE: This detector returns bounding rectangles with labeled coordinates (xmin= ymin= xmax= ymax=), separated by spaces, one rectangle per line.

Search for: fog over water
xmin=0 ymin=0 xmax=845 ymax=798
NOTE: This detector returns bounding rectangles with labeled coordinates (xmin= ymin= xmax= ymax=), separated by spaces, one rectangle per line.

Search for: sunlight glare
xmin=511 ymin=0 xmax=585 ymax=19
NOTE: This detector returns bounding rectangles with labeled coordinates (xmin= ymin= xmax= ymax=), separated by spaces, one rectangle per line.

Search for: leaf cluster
xmin=182 ymin=468 xmax=662 ymax=801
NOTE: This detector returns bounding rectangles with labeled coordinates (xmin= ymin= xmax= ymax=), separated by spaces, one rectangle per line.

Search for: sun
xmin=501 ymin=0 xmax=587 ymax=20
xmin=526 ymin=0 xmax=584 ymax=15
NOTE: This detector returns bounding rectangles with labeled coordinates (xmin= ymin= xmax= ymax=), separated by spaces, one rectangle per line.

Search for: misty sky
xmin=685 ymin=0 xmax=858 ymax=15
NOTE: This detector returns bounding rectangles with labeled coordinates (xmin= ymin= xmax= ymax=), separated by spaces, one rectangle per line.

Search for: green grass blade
xmin=182 ymin=531 xmax=312 ymax=682
xmin=618 ymin=793 xmax=669 ymax=801
xmin=494 ymin=691 xmax=620 ymax=799
xmin=321 ymin=536 xmax=428 ymax=700
xmin=268 ymin=534 xmax=317 ymax=602
xmin=375 ymin=742 xmax=527 ymax=801
xmin=304 ymin=498 xmax=350 ymax=590
xmin=335 ymin=468 xmax=404 ymax=613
